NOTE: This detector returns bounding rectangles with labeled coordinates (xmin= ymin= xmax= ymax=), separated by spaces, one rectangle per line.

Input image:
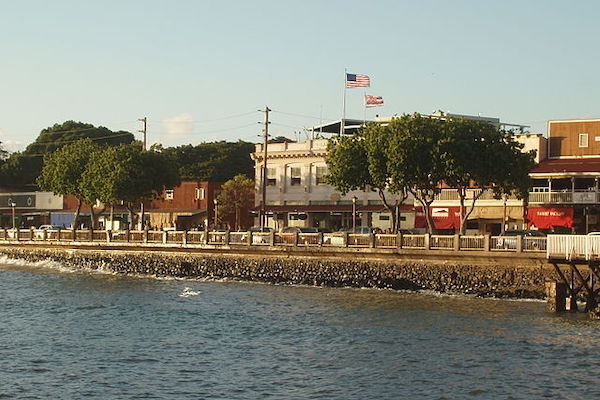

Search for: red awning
xmin=415 ymin=207 xmax=461 ymax=229
xmin=527 ymin=207 xmax=573 ymax=229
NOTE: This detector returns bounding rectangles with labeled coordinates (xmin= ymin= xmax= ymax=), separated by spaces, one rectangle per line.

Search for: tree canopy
xmin=82 ymin=143 xmax=180 ymax=227
xmin=326 ymin=113 xmax=536 ymax=233
xmin=161 ymin=141 xmax=254 ymax=182
xmin=216 ymin=174 xmax=255 ymax=230
xmin=25 ymin=120 xmax=134 ymax=155
xmin=37 ymin=139 xmax=180 ymax=229
xmin=37 ymin=139 xmax=103 ymax=228
xmin=326 ymin=123 xmax=408 ymax=231
xmin=0 ymin=121 xmax=135 ymax=187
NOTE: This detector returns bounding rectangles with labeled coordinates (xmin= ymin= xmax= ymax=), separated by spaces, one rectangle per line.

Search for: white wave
xmin=179 ymin=287 xmax=201 ymax=297
xmin=0 ymin=254 xmax=79 ymax=274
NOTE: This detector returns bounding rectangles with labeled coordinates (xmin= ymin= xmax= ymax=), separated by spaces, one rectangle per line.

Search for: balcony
xmin=434 ymin=188 xmax=517 ymax=202
xmin=528 ymin=190 xmax=598 ymax=204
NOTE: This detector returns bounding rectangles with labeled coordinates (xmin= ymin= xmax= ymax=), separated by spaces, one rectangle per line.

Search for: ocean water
xmin=0 ymin=256 xmax=599 ymax=400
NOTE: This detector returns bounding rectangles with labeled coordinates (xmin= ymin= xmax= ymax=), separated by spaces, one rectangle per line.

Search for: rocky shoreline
xmin=0 ymin=246 xmax=554 ymax=299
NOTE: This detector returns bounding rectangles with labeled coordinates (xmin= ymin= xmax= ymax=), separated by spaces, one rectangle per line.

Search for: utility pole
xmin=138 ymin=117 xmax=147 ymax=230
xmin=260 ymin=106 xmax=271 ymax=229
xmin=138 ymin=117 xmax=147 ymax=151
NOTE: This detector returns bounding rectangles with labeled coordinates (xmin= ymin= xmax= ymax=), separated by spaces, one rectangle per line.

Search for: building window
xmin=290 ymin=167 xmax=301 ymax=186
xmin=579 ymin=133 xmax=589 ymax=148
xmin=195 ymin=188 xmax=205 ymax=200
xmin=315 ymin=166 xmax=328 ymax=185
xmin=266 ymin=168 xmax=277 ymax=186
xmin=165 ymin=189 xmax=174 ymax=200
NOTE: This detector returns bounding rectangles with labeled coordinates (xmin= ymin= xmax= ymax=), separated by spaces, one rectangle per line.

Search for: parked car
xmin=496 ymin=230 xmax=546 ymax=249
xmin=243 ymin=226 xmax=274 ymax=244
xmin=281 ymin=227 xmax=330 ymax=234
xmin=398 ymin=229 xmax=419 ymax=235
xmin=34 ymin=225 xmax=63 ymax=239
xmin=39 ymin=225 xmax=62 ymax=230
xmin=337 ymin=227 xmax=379 ymax=234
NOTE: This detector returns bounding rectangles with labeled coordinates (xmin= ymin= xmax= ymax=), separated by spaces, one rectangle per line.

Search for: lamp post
xmin=352 ymin=196 xmax=358 ymax=232
xmin=10 ymin=202 xmax=16 ymax=230
xmin=502 ymin=194 xmax=508 ymax=234
xmin=213 ymin=198 xmax=218 ymax=229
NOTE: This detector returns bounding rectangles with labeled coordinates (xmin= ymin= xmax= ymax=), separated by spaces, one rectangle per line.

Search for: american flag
xmin=365 ymin=95 xmax=384 ymax=107
xmin=346 ymin=73 xmax=370 ymax=88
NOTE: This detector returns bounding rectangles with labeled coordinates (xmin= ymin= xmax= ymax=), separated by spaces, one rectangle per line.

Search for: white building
xmin=251 ymin=139 xmax=415 ymax=232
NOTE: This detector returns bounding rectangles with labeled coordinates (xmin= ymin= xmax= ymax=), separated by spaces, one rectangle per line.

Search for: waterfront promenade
xmin=0 ymin=228 xmax=547 ymax=258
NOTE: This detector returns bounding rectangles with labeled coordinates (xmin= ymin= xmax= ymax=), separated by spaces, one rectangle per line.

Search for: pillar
xmin=545 ymin=281 xmax=567 ymax=312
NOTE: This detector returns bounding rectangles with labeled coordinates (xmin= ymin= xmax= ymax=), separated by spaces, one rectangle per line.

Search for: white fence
xmin=0 ymin=228 xmax=549 ymax=254
xmin=547 ymin=234 xmax=600 ymax=260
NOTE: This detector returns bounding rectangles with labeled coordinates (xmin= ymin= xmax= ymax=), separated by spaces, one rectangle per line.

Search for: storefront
xmin=415 ymin=206 xmax=525 ymax=234
xmin=527 ymin=207 xmax=574 ymax=231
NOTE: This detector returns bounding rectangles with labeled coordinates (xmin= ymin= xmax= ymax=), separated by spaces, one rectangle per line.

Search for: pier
xmin=546 ymin=235 xmax=600 ymax=317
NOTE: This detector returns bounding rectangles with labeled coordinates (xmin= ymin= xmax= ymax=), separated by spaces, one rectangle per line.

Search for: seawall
xmin=0 ymin=246 xmax=554 ymax=299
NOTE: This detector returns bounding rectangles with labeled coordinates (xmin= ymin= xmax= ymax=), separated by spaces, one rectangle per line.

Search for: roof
xmin=310 ymin=118 xmax=372 ymax=134
xmin=531 ymin=157 xmax=600 ymax=176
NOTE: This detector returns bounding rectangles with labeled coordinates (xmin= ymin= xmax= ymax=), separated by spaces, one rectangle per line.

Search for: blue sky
xmin=1 ymin=0 xmax=599 ymax=152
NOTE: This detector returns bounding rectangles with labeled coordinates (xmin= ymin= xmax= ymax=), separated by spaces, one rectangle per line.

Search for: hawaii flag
xmin=365 ymin=95 xmax=384 ymax=108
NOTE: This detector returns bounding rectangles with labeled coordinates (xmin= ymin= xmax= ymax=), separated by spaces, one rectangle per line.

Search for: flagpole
xmin=341 ymin=68 xmax=347 ymax=136
xmin=363 ymin=91 xmax=367 ymax=123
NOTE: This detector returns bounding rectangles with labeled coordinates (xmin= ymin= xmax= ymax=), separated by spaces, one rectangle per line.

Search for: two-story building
xmin=251 ymin=139 xmax=414 ymax=232
xmin=529 ymin=119 xmax=600 ymax=233
xmin=144 ymin=181 xmax=222 ymax=230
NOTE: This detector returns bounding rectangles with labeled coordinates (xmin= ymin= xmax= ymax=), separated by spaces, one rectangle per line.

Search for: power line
xmin=271 ymin=109 xmax=336 ymax=122
xmin=15 ymin=132 xmax=135 ymax=149
xmin=154 ymin=111 xmax=259 ymax=124
xmin=151 ymin=123 xmax=258 ymax=136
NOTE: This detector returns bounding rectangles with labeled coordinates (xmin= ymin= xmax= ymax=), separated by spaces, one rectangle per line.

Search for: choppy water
xmin=1 ymin=257 xmax=599 ymax=400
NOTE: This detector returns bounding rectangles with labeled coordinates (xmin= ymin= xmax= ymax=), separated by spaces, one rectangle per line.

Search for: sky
xmin=1 ymin=0 xmax=599 ymax=152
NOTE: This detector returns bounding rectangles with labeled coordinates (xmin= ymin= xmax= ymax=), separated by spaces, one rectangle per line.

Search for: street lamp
xmin=502 ymin=193 xmax=508 ymax=234
xmin=213 ymin=198 xmax=218 ymax=229
xmin=352 ymin=196 xmax=358 ymax=232
xmin=10 ymin=202 xmax=16 ymax=230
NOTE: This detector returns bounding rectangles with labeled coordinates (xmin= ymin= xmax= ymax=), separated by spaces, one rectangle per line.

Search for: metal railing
xmin=0 ymin=228 xmax=549 ymax=254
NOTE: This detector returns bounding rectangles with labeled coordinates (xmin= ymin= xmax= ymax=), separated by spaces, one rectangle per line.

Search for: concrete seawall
xmin=0 ymin=246 xmax=554 ymax=299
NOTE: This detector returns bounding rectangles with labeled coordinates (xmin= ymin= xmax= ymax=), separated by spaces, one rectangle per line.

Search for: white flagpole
xmin=341 ymin=68 xmax=347 ymax=136
xmin=364 ymin=91 xmax=367 ymax=123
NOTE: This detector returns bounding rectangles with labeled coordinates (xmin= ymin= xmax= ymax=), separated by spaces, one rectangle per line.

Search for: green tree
xmin=37 ymin=139 xmax=103 ymax=228
xmin=386 ymin=114 xmax=450 ymax=233
xmin=25 ymin=120 xmax=134 ymax=155
xmin=269 ymin=136 xmax=296 ymax=144
xmin=1 ymin=121 xmax=135 ymax=187
xmin=161 ymin=141 xmax=254 ymax=182
xmin=82 ymin=143 xmax=180 ymax=229
xmin=439 ymin=116 xmax=536 ymax=234
xmin=216 ymin=174 xmax=255 ymax=230
xmin=326 ymin=124 xmax=408 ymax=231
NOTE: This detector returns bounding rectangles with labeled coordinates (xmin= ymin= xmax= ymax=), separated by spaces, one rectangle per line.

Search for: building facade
xmin=251 ymin=139 xmax=414 ymax=232
xmin=528 ymin=119 xmax=600 ymax=233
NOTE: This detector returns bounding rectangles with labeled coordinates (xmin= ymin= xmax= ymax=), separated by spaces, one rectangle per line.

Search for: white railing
xmin=528 ymin=190 xmax=599 ymax=204
xmin=547 ymin=234 xmax=600 ymax=260
xmin=375 ymin=234 xmax=398 ymax=248
xmin=0 ymin=228 xmax=550 ymax=255
xmin=460 ymin=235 xmax=485 ymax=250
xmin=402 ymin=234 xmax=426 ymax=249
xmin=434 ymin=188 xmax=516 ymax=201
